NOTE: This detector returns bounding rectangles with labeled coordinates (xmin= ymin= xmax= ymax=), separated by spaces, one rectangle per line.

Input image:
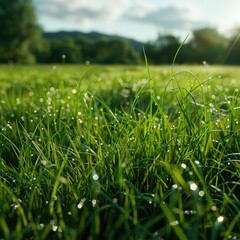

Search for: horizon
xmin=33 ymin=0 xmax=240 ymax=42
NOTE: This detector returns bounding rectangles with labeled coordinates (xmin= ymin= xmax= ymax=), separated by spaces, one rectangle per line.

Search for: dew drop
xmin=172 ymin=184 xmax=178 ymax=189
xmin=92 ymin=199 xmax=97 ymax=207
xmin=92 ymin=172 xmax=99 ymax=181
xmin=217 ymin=216 xmax=224 ymax=223
xmin=181 ymin=163 xmax=187 ymax=169
xmin=170 ymin=220 xmax=179 ymax=226
xmin=37 ymin=223 xmax=44 ymax=230
xmin=77 ymin=198 xmax=86 ymax=209
xmin=199 ymin=190 xmax=205 ymax=197
xmin=52 ymin=225 xmax=58 ymax=232
xmin=211 ymin=205 xmax=217 ymax=211
xmin=190 ymin=182 xmax=197 ymax=191
xmin=77 ymin=202 xmax=83 ymax=209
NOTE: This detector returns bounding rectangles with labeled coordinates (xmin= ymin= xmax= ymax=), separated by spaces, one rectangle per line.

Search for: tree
xmin=75 ymin=36 xmax=94 ymax=63
xmin=144 ymin=43 xmax=160 ymax=64
xmin=48 ymin=38 xmax=82 ymax=63
xmin=224 ymin=27 xmax=240 ymax=64
xmin=156 ymin=35 xmax=181 ymax=63
xmin=144 ymin=35 xmax=181 ymax=64
xmin=0 ymin=0 xmax=42 ymax=63
xmin=93 ymin=38 xmax=140 ymax=64
xmin=189 ymin=28 xmax=227 ymax=64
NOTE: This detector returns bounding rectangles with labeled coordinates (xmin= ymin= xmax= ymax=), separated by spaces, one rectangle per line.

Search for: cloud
xmin=33 ymin=0 xmax=211 ymax=38
xmin=125 ymin=5 xmax=209 ymax=31
xmin=34 ymin=0 xmax=130 ymax=25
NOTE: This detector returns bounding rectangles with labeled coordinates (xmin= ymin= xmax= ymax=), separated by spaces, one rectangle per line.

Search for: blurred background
xmin=0 ymin=0 xmax=240 ymax=64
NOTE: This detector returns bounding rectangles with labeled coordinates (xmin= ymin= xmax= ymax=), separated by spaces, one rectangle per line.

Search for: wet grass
xmin=0 ymin=63 xmax=239 ymax=239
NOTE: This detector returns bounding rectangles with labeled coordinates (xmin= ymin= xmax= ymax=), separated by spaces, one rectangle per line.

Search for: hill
xmin=42 ymin=30 xmax=144 ymax=52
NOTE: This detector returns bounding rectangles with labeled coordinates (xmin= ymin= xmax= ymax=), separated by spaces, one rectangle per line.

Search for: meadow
xmin=0 ymin=63 xmax=239 ymax=239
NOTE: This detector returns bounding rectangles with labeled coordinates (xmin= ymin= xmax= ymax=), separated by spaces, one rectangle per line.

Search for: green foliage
xmin=0 ymin=0 xmax=42 ymax=64
xmin=0 ymin=64 xmax=239 ymax=239
xmin=48 ymin=38 xmax=83 ymax=63
xmin=38 ymin=36 xmax=141 ymax=64
xmin=188 ymin=28 xmax=228 ymax=63
xmin=143 ymin=35 xmax=181 ymax=64
xmin=93 ymin=38 xmax=141 ymax=64
xmin=0 ymin=8 xmax=240 ymax=66
xmin=224 ymin=28 xmax=240 ymax=64
xmin=144 ymin=27 xmax=240 ymax=65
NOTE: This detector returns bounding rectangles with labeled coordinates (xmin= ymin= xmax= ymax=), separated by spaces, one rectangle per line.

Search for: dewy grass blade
xmin=161 ymin=203 xmax=188 ymax=240
xmin=0 ymin=64 xmax=239 ymax=239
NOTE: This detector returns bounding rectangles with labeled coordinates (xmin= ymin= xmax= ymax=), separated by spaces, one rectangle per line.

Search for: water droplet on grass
xmin=77 ymin=202 xmax=83 ymax=209
xmin=190 ymin=182 xmax=197 ymax=191
xmin=199 ymin=191 xmax=205 ymax=197
xmin=77 ymin=198 xmax=86 ymax=209
xmin=170 ymin=220 xmax=179 ymax=226
xmin=52 ymin=225 xmax=58 ymax=232
xmin=13 ymin=204 xmax=19 ymax=210
xmin=181 ymin=163 xmax=187 ymax=169
xmin=92 ymin=199 xmax=97 ymax=207
xmin=92 ymin=171 xmax=99 ymax=181
xmin=225 ymin=88 xmax=229 ymax=92
xmin=16 ymin=98 xmax=21 ymax=105
xmin=217 ymin=216 xmax=224 ymax=222
xmin=184 ymin=210 xmax=197 ymax=215
xmin=211 ymin=205 xmax=217 ymax=211
xmin=37 ymin=223 xmax=44 ymax=230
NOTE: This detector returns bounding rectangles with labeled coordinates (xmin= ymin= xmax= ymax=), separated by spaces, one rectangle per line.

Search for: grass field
xmin=0 ymin=63 xmax=239 ymax=239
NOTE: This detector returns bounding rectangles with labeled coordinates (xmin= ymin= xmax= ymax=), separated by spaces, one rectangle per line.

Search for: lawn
xmin=0 ymin=64 xmax=239 ymax=239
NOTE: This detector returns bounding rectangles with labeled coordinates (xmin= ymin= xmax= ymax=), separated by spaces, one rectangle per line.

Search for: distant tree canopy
xmin=35 ymin=36 xmax=141 ymax=65
xmin=144 ymin=27 xmax=240 ymax=65
xmin=224 ymin=27 xmax=240 ymax=64
xmin=93 ymin=38 xmax=140 ymax=64
xmin=48 ymin=38 xmax=82 ymax=63
xmin=145 ymin=35 xmax=181 ymax=64
xmin=0 ymin=0 xmax=239 ymax=65
xmin=0 ymin=0 xmax=42 ymax=63
xmin=188 ymin=28 xmax=228 ymax=63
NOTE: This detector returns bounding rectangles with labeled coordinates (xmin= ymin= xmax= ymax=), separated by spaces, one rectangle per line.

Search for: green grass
xmin=0 ymin=63 xmax=239 ymax=240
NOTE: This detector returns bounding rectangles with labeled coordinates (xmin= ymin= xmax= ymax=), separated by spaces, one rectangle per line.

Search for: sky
xmin=33 ymin=0 xmax=240 ymax=42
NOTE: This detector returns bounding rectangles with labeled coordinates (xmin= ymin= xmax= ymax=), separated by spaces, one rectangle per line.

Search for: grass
xmin=0 ymin=63 xmax=239 ymax=240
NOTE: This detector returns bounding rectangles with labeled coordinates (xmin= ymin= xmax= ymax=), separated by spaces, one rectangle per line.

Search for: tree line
xmin=0 ymin=0 xmax=239 ymax=65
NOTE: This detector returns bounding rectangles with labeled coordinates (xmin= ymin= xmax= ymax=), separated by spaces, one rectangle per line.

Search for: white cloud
xmin=34 ymin=0 xmax=130 ymax=25
xmin=34 ymin=0 xmax=232 ymax=41
xmin=34 ymin=0 xmax=210 ymax=31
xmin=125 ymin=5 xmax=209 ymax=31
xmin=126 ymin=3 xmax=155 ymax=18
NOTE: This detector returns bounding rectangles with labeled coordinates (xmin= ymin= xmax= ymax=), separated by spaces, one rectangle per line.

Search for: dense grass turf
xmin=0 ymin=64 xmax=239 ymax=239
